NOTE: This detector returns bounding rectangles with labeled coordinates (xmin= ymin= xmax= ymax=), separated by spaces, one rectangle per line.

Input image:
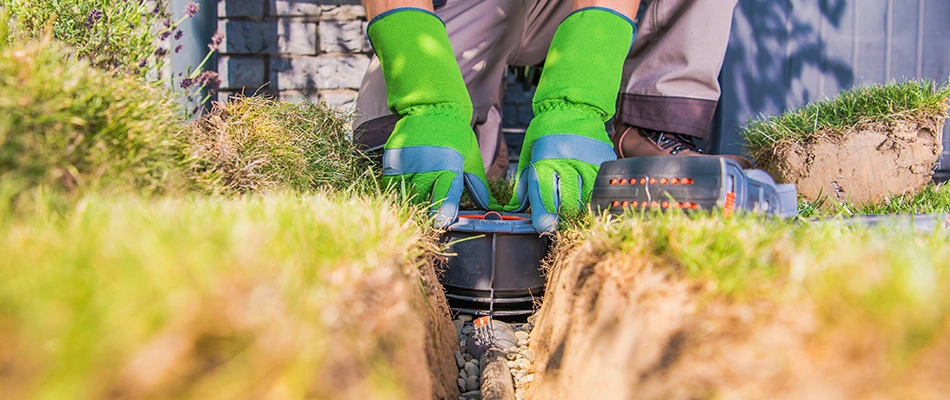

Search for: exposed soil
xmin=754 ymin=117 xmax=944 ymax=205
xmin=417 ymin=259 xmax=464 ymax=400
xmin=99 ymin=257 xmax=459 ymax=400
xmin=522 ymin=235 xmax=950 ymax=399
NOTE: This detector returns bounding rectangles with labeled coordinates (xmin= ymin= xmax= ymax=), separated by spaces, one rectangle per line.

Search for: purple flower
xmin=85 ymin=9 xmax=103 ymax=28
xmin=159 ymin=31 xmax=171 ymax=40
xmin=184 ymin=2 xmax=199 ymax=18
xmin=174 ymin=30 xmax=183 ymax=40
xmin=155 ymin=47 xmax=167 ymax=57
xmin=180 ymin=78 xmax=195 ymax=89
xmin=196 ymin=71 xmax=221 ymax=89
xmin=162 ymin=18 xmax=172 ymax=28
xmin=208 ymin=30 xmax=225 ymax=51
xmin=175 ymin=44 xmax=183 ymax=53
xmin=138 ymin=59 xmax=148 ymax=68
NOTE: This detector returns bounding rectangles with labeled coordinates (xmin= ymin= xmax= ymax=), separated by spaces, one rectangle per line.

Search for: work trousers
xmin=353 ymin=0 xmax=738 ymax=177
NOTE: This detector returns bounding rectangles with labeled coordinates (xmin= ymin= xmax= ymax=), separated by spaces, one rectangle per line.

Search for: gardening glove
xmin=506 ymin=8 xmax=636 ymax=232
xmin=368 ymin=8 xmax=500 ymax=227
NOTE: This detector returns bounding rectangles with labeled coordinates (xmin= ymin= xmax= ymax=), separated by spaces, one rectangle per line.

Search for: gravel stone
xmin=514 ymin=331 xmax=529 ymax=341
xmin=523 ymin=349 xmax=536 ymax=362
xmin=459 ymin=314 xmax=473 ymax=322
xmin=465 ymin=375 xmax=479 ymax=392
xmin=461 ymin=390 xmax=481 ymax=399
xmin=456 ymin=352 xmax=465 ymax=368
xmin=461 ymin=325 xmax=475 ymax=335
xmin=464 ymin=361 xmax=479 ymax=377
xmin=454 ymin=319 xmax=465 ymax=332
xmin=458 ymin=378 xmax=466 ymax=392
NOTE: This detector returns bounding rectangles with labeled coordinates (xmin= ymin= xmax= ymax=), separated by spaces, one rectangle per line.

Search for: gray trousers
xmin=354 ymin=0 xmax=738 ymax=177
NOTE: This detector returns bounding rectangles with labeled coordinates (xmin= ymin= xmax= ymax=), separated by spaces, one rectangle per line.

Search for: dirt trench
xmin=303 ymin=256 xmax=461 ymax=400
xmin=517 ymin=236 xmax=950 ymax=400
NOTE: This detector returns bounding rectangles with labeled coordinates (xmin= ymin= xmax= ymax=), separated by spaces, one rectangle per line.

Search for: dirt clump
xmin=754 ymin=117 xmax=944 ymax=205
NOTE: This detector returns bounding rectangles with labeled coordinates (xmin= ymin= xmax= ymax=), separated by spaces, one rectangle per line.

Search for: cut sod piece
xmin=742 ymin=80 xmax=950 ymax=206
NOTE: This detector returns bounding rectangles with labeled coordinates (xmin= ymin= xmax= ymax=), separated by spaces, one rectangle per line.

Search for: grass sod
xmin=0 ymin=30 xmax=376 ymax=202
xmin=564 ymin=208 xmax=950 ymax=367
xmin=741 ymin=79 xmax=950 ymax=160
xmin=187 ymin=96 xmax=376 ymax=196
xmin=0 ymin=192 xmax=438 ymax=399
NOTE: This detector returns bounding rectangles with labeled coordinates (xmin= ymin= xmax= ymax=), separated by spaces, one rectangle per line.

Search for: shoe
xmin=612 ymin=125 xmax=753 ymax=169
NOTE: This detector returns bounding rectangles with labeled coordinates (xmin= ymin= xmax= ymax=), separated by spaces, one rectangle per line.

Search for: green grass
xmin=187 ymin=96 xmax=376 ymax=196
xmin=741 ymin=79 xmax=950 ymax=160
xmin=797 ymin=182 xmax=950 ymax=218
xmin=0 ymin=35 xmax=190 ymax=198
xmin=0 ymin=32 xmax=372 ymax=204
xmin=0 ymin=192 xmax=429 ymax=399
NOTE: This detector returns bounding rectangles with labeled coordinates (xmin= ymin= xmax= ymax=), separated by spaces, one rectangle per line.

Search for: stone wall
xmin=216 ymin=0 xmax=370 ymax=110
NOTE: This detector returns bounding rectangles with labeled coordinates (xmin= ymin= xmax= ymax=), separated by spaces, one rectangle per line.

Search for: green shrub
xmin=0 ymin=36 xmax=189 ymax=196
xmin=187 ymin=96 xmax=376 ymax=195
xmin=3 ymin=0 xmax=173 ymax=75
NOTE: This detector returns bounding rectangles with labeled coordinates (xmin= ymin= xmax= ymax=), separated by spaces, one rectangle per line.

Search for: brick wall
xmin=216 ymin=0 xmax=370 ymax=109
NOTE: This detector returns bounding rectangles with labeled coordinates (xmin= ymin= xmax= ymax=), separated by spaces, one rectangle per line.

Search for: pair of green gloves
xmin=369 ymin=7 xmax=635 ymax=232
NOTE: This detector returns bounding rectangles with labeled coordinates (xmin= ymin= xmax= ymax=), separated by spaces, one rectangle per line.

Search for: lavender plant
xmin=3 ymin=0 xmax=219 ymax=84
xmin=3 ymin=0 xmax=167 ymax=75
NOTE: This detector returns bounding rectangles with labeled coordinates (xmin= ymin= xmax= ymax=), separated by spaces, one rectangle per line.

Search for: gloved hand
xmin=506 ymin=8 xmax=636 ymax=232
xmin=368 ymin=8 xmax=500 ymax=227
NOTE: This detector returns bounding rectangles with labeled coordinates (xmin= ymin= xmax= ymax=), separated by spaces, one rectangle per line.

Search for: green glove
xmin=368 ymin=8 xmax=500 ymax=227
xmin=506 ymin=7 xmax=635 ymax=232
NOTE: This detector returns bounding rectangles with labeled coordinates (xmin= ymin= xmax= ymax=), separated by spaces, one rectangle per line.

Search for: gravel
xmin=454 ymin=314 xmax=539 ymax=400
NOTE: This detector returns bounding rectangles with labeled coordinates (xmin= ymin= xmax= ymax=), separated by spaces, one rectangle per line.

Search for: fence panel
xmin=715 ymin=0 xmax=950 ymax=176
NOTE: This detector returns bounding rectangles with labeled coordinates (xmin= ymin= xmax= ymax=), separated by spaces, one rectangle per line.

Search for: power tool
xmin=591 ymin=156 xmax=797 ymax=217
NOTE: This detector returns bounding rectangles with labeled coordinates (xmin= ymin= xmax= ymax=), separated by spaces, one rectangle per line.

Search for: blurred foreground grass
xmin=0 ymin=192 xmax=431 ymax=399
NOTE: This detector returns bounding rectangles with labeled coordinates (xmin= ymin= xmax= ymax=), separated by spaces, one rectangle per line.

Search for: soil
xmin=522 ymin=235 xmax=950 ymax=399
xmin=754 ymin=117 xmax=944 ymax=205
xmin=287 ymin=256 xmax=460 ymax=399
xmin=416 ymin=258 xmax=464 ymax=400
xmin=102 ymin=256 xmax=459 ymax=400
